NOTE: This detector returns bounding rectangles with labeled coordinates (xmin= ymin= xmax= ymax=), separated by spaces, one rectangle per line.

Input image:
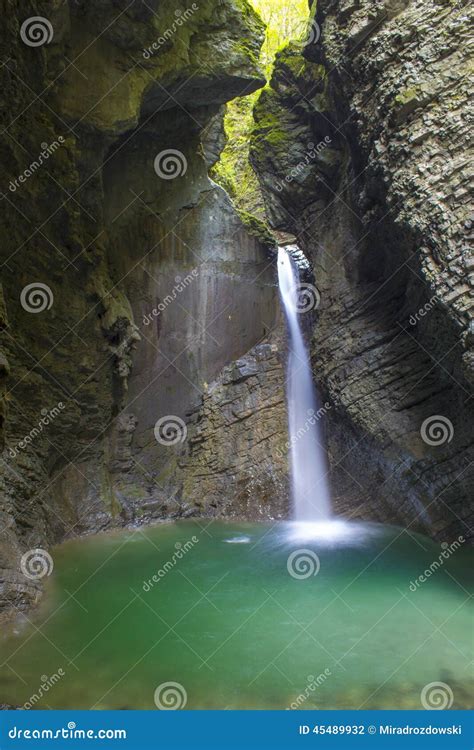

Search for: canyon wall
xmin=251 ymin=0 xmax=473 ymax=540
xmin=1 ymin=0 xmax=472 ymax=619
xmin=0 ymin=0 xmax=285 ymax=615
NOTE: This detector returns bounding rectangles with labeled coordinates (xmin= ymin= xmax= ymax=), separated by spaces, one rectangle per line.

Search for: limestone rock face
xmin=2 ymin=0 xmax=471 ymax=623
xmin=251 ymin=43 xmax=343 ymax=230
xmin=178 ymin=335 xmax=289 ymax=520
xmin=251 ymin=0 xmax=473 ymax=540
xmin=0 ymin=0 xmax=277 ymax=615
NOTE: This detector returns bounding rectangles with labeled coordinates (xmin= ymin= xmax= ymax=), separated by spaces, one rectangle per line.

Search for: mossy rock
xmin=237 ymin=209 xmax=277 ymax=249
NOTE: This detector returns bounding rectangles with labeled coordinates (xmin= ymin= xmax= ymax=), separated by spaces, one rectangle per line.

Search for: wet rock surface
xmin=1 ymin=0 xmax=472 ymax=620
xmin=251 ymin=0 xmax=473 ymax=539
xmin=178 ymin=335 xmax=289 ymax=520
xmin=0 ymin=0 xmax=276 ymax=615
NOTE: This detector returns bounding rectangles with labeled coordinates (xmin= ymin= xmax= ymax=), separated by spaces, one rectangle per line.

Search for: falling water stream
xmin=277 ymin=246 xmax=332 ymax=522
xmin=0 ymin=251 xmax=471 ymax=711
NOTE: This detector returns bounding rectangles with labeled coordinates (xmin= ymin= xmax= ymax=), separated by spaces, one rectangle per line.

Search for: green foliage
xmin=211 ymin=0 xmax=309 ymax=222
xmin=250 ymin=0 xmax=309 ymax=76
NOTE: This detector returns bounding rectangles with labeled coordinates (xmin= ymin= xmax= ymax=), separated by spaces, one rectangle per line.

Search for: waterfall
xmin=278 ymin=246 xmax=332 ymax=522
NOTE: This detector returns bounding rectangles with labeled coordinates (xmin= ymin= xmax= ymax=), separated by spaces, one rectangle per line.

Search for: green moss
xmin=394 ymin=87 xmax=419 ymax=106
xmin=237 ymin=210 xmax=276 ymax=248
xmin=251 ymin=86 xmax=292 ymax=163
xmin=211 ymin=0 xmax=310 ymax=218
xmin=252 ymin=89 xmax=290 ymax=141
xmin=211 ymin=93 xmax=265 ymax=218
xmin=270 ymin=42 xmax=327 ymax=101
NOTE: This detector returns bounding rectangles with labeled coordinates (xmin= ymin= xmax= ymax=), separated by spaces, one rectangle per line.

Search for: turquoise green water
xmin=1 ymin=521 xmax=472 ymax=709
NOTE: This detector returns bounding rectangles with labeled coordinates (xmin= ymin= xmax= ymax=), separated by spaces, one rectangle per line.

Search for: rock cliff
xmin=1 ymin=0 xmax=472 ymax=620
xmin=251 ymin=0 xmax=473 ymax=539
xmin=0 ymin=0 xmax=282 ymax=615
